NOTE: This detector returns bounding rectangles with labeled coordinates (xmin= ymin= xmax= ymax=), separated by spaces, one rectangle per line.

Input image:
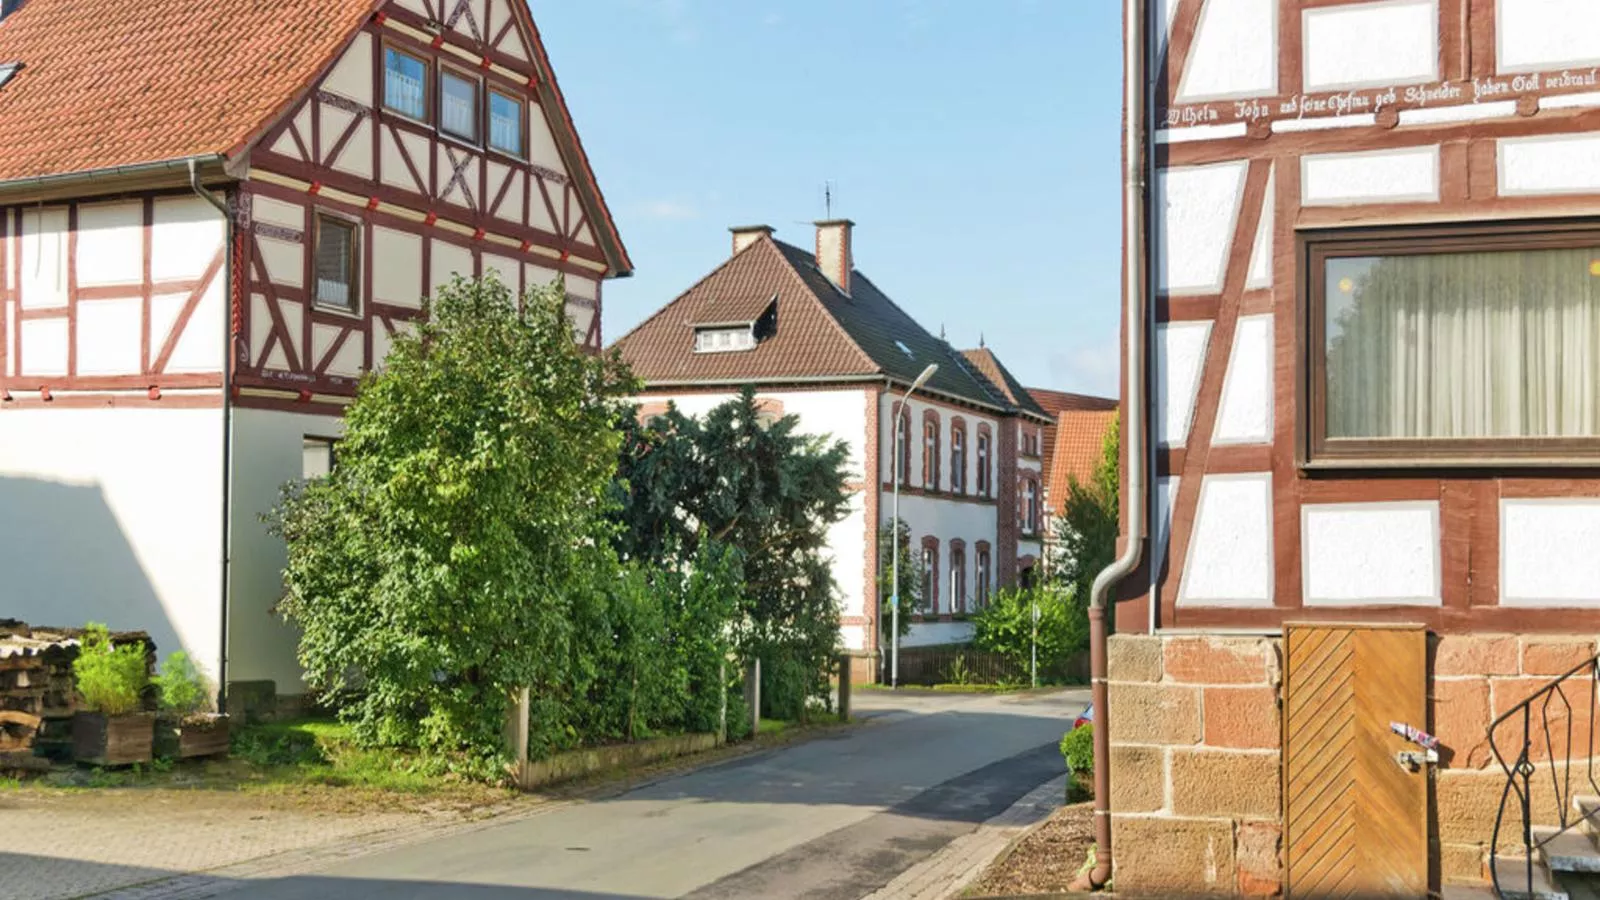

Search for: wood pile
xmin=0 ymin=620 xmax=155 ymax=762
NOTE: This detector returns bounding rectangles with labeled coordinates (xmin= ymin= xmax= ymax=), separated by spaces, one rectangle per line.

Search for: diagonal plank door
xmin=1284 ymin=625 xmax=1428 ymax=898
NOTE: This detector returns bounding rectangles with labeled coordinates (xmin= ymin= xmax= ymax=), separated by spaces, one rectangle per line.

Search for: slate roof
xmin=0 ymin=0 xmax=630 ymax=274
xmin=611 ymin=232 xmax=1041 ymax=416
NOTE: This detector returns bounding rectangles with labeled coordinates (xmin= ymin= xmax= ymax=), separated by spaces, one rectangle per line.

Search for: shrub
xmin=154 ymin=651 xmax=210 ymax=718
xmin=972 ymin=584 xmax=1086 ymax=683
xmin=72 ymin=623 xmax=147 ymax=716
xmin=1061 ymin=724 xmax=1094 ymax=775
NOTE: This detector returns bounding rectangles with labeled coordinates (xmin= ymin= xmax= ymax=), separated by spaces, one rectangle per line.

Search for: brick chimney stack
xmin=814 ymin=219 xmax=853 ymax=296
xmin=729 ymin=224 xmax=774 ymax=256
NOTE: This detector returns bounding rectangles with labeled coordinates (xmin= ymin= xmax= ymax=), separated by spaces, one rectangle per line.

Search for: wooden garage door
xmin=1284 ymin=625 xmax=1428 ymax=899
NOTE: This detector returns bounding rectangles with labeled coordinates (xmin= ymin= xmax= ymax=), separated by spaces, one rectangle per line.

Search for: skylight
xmin=895 ymin=340 xmax=914 ymax=359
xmin=0 ymin=63 xmax=22 ymax=90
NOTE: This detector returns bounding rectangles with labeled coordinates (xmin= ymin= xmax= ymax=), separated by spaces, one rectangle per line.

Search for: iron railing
xmin=1490 ymin=655 xmax=1600 ymax=898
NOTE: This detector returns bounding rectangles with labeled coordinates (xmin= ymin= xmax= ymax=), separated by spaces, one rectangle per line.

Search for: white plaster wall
xmin=1497 ymin=0 xmax=1600 ymax=73
xmin=876 ymin=392 xmax=1002 ymax=499
xmin=77 ymin=299 xmax=142 ymax=376
xmin=20 ymin=207 xmax=68 ymax=309
xmin=529 ymin=108 xmax=569 ymax=178
xmin=1245 ymin=169 xmax=1274 ymax=290
xmin=1155 ymin=162 xmax=1247 ymax=295
xmin=1501 ymin=499 xmax=1600 ymax=606
xmin=20 ymin=319 xmax=67 ymax=376
xmin=1156 ymin=321 xmax=1211 ymax=448
xmin=152 ymin=197 xmax=225 ymax=282
xmin=889 ymin=492 xmax=1000 ymax=614
xmin=841 ymin=624 xmax=866 ymax=652
xmin=1302 ymin=502 xmax=1441 ymax=605
xmin=0 ymin=408 xmax=225 ymax=680
xmin=1301 ymin=146 xmax=1440 ymax=206
xmin=227 ymin=407 xmax=345 ymax=690
xmin=1498 ymin=134 xmax=1600 ymax=196
xmin=321 ymin=32 xmax=373 ymax=106
xmin=430 ymin=239 xmax=474 ymax=296
xmin=372 ymin=226 xmax=424 ymax=308
xmin=1213 ymin=314 xmax=1274 ymax=445
xmin=1303 ymin=0 xmax=1438 ymax=92
xmin=75 ymin=201 xmax=142 ymax=287
xmin=1176 ymin=0 xmax=1277 ymax=102
xmin=1178 ymin=472 xmax=1273 ymax=606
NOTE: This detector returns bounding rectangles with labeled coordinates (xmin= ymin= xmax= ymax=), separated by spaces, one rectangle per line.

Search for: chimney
xmin=729 ymin=224 xmax=774 ymax=256
xmin=814 ymin=219 xmax=853 ymax=296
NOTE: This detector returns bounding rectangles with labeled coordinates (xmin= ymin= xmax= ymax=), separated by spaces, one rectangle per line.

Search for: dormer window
xmin=694 ymin=326 xmax=755 ymax=353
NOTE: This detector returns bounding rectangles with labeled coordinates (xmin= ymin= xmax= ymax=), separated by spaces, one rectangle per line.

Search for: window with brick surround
xmin=949 ymin=540 xmax=966 ymax=613
xmin=976 ymin=426 xmax=992 ymax=497
xmin=920 ymin=537 xmax=939 ymax=613
xmin=951 ymin=419 xmax=967 ymax=494
xmin=975 ymin=542 xmax=991 ymax=607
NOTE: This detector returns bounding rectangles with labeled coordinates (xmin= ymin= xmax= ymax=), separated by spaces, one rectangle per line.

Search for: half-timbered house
xmin=611 ymin=222 xmax=1051 ymax=684
xmin=0 ymin=0 xmax=629 ymax=704
xmin=1102 ymin=1 xmax=1600 ymax=897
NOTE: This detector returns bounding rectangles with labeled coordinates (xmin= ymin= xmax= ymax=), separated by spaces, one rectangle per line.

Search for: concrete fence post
xmin=837 ymin=654 xmax=852 ymax=723
xmin=744 ymin=659 xmax=761 ymax=737
xmin=718 ymin=658 xmax=727 ymax=746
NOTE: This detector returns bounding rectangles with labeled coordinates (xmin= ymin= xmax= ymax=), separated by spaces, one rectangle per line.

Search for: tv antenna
xmin=823 ymin=181 xmax=833 ymax=219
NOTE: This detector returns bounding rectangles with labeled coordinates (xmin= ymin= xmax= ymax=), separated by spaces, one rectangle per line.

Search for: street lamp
xmin=891 ymin=362 xmax=938 ymax=689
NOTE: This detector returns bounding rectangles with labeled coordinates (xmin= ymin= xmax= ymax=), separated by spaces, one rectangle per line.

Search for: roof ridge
xmin=765 ymin=238 xmax=881 ymax=376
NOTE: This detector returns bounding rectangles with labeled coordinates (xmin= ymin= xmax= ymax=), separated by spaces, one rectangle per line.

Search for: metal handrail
xmin=1489 ymin=655 xmax=1600 ymax=898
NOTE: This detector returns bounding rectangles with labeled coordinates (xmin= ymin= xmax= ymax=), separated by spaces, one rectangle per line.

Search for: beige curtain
xmin=1326 ymin=247 xmax=1600 ymax=439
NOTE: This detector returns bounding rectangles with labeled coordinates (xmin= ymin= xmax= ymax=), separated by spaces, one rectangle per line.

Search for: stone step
xmin=1576 ymin=796 xmax=1600 ymax=839
xmin=1538 ymin=827 xmax=1600 ymax=874
xmin=1557 ymin=874 xmax=1600 ymax=900
xmin=1495 ymin=856 xmax=1570 ymax=900
xmin=1441 ymin=883 xmax=1499 ymax=900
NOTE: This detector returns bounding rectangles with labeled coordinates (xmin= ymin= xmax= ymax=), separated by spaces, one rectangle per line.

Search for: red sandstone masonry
xmin=1435 ymin=634 xmax=1520 ymax=677
xmin=1522 ymin=637 xmax=1596 ymax=676
xmin=1163 ymin=635 xmax=1272 ymax=684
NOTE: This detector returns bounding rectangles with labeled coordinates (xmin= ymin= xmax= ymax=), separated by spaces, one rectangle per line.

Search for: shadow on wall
xmin=0 ymin=475 xmax=179 ymax=660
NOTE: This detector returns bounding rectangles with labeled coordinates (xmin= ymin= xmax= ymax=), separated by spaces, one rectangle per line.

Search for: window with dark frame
xmin=314 ymin=215 xmax=358 ymax=311
xmin=896 ymin=411 xmax=911 ymax=486
xmin=975 ymin=545 xmax=990 ymax=607
xmin=919 ymin=545 xmax=937 ymax=613
xmin=950 ymin=543 xmax=966 ymax=613
xmin=383 ymin=46 xmax=428 ymax=120
xmin=302 ymin=437 xmax=337 ymax=479
xmin=488 ymin=89 xmax=524 ymax=157
xmin=976 ymin=432 xmax=991 ymax=496
xmin=439 ymin=69 xmax=480 ymax=142
xmin=951 ymin=427 xmax=966 ymax=493
xmin=922 ymin=419 xmax=938 ymax=489
xmin=1304 ymin=222 xmax=1600 ymax=465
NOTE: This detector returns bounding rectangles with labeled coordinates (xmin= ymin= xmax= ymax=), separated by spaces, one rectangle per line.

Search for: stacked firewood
xmin=0 ymin=620 xmax=155 ymax=761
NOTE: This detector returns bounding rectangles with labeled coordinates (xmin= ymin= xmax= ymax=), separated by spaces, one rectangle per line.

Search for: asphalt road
xmin=222 ymin=688 xmax=1085 ymax=900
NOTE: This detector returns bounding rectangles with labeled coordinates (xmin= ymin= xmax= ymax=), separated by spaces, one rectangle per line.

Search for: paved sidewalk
xmin=862 ymin=773 xmax=1068 ymax=900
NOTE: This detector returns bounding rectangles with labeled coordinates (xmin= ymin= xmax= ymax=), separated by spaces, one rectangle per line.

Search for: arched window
xmin=976 ymin=426 xmax=992 ymax=497
xmin=1025 ymin=478 xmax=1039 ymax=533
xmin=949 ymin=539 xmax=967 ymax=613
xmin=975 ymin=541 xmax=991 ymax=607
xmin=950 ymin=418 xmax=967 ymax=494
xmin=921 ymin=409 xmax=941 ymax=490
xmin=919 ymin=537 xmax=940 ymax=613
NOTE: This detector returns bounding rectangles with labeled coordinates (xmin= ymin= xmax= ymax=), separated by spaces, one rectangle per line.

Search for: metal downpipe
xmin=1080 ymin=0 xmax=1150 ymax=889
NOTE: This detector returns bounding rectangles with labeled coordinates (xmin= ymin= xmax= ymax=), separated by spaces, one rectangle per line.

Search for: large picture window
xmin=1306 ymin=222 xmax=1600 ymax=465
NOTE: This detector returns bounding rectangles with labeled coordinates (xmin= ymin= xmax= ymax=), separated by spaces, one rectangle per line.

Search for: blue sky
xmin=530 ymin=0 xmax=1122 ymax=397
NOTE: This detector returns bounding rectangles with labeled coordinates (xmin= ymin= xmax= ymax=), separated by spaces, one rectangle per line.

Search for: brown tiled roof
xmin=612 ymin=234 xmax=1034 ymax=415
xmin=0 ymin=0 xmax=377 ymax=182
xmin=958 ymin=348 xmax=1049 ymax=419
xmin=1026 ymin=387 xmax=1117 ymax=487
xmin=1046 ymin=409 xmax=1117 ymax=513
xmin=0 ymin=0 xmax=631 ymax=274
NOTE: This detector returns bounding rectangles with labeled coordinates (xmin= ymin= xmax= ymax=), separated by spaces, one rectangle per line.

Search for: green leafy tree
xmin=876 ymin=519 xmax=919 ymax=645
xmin=611 ymin=388 xmax=852 ymax=714
xmin=270 ymin=275 xmax=637 ymax=759
xmin=1051 ymin=413 xmax=1120 ymax=613
xmin=971 ymin=584 xmax=1086 ymax=684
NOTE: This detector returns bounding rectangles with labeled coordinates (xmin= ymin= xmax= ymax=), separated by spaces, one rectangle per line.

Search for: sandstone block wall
xmin=1107 ymin=631 xmax=1599 ymax=895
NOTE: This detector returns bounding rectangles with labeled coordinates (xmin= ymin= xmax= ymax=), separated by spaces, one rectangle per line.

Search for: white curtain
xmin=1326 ymin=247 xmax=1600 ymax=439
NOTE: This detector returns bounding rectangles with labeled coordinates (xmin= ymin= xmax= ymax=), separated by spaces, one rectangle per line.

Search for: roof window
xmin=694 ymin=326 xmax=756 ymax=353
xmin=895 ymin=340 xmax=914 ymax=359
xmin=0 ymin=63 xmax=22 ymax=89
